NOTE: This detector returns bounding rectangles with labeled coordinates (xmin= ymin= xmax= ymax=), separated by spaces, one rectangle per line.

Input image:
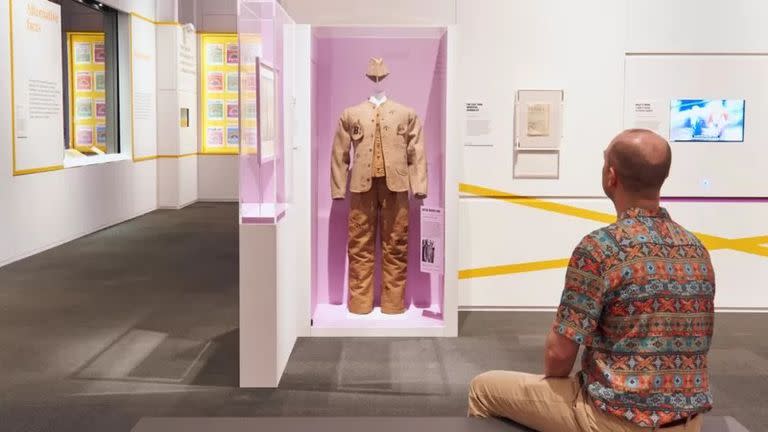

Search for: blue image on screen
xmin=670 ymin=99 xmax=745 ymax=142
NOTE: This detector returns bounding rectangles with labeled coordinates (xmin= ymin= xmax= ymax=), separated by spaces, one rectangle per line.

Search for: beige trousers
xmin=468 ymin=371 xmax=703 ymax=432
xmin=347 ymin=177 xmax=409 ymax=315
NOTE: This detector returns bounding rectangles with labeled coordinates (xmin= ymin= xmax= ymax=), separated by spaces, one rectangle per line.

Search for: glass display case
xmin=238 ymin=0 xmax=294 ymax=223
xmin=310 ymin=27 xmax=449 ymax=332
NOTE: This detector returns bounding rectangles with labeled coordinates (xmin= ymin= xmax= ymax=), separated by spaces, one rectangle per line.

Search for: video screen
xmin=670 ymin=99 xmax=745 ymax=142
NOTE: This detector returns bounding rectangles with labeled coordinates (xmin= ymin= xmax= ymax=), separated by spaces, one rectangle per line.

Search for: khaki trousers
xmin=347 ymin=177 xmax=409 ymax=314
xmin=468 ymin=371 xmax=703 ymax=432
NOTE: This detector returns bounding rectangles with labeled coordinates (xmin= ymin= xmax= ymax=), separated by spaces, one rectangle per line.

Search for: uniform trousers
xmin=347 ymin=177 xmax=409 ymax=315
xmin=468 ymin=371 xmax=703 ymax=432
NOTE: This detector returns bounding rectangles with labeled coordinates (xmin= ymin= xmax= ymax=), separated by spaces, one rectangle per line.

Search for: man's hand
xmin=544 ymin=328 xmax=579 ymax=378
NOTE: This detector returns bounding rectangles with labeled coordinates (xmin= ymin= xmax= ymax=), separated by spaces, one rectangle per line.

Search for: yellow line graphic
xmin=459 ymin=183 xmax=768 ymax=280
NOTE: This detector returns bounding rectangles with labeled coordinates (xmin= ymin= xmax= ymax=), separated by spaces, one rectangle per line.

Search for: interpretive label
xmin=464 ymin=101 xmax=492 ymax=147
xmin=420 ymin=207 xmax=444 ymax=275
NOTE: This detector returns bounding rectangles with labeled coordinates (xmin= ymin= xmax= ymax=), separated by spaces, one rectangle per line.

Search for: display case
xmin=67 ymin=32 xmax=107 ymax=154
xmin=238 ymin=3 xmax=457 ymax=386
xmin=310 ymin=27 xmax=450 ymax=335
xmin=238 ymin=0 xmax=293 ymax=223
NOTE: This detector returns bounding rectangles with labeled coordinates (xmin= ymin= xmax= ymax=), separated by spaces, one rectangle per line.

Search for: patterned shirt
xmin=554 ymin=207 xmax=715 ymax=427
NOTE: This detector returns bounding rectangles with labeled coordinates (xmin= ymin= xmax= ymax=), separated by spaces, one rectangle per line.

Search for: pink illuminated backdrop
xmin=311 ymin=28 xmax=448 ymax=326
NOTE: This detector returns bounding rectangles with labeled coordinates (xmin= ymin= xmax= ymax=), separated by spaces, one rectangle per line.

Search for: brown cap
xmin=366 ymin=57 xmax=390 ymax=82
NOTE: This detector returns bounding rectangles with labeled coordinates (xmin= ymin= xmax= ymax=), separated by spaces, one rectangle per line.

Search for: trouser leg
xmin=347 ymin=187 xmax=377 ymax=314
xmin=468 ymin=371 xmax=590 ymax=432
xmin=378 ymin=179 xmax=409 ymax=314
xmin=586 ymin=399 xmax=704 ymax=432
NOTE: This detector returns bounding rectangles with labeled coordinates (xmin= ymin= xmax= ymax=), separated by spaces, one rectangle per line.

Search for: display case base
xmin=240 ymin=203 xmax=287 ymax=224
xmin=310 ymin=304 xmax=445 ymax=337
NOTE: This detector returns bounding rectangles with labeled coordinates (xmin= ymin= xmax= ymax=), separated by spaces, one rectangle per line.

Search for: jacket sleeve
xmin=330 ymin=112 xmax=352 ymax=199
xmin=406 ymin=112 xmax=428 ymax=198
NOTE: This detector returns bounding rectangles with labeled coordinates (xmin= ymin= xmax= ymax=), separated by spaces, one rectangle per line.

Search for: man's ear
xmin=608 ymin=166 xmax=618 ymax=187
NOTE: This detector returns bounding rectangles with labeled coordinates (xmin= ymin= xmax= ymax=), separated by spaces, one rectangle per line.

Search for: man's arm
xmin=544 ymin=328 xmax=579 ymax=377
xmin=547 ymin=234 xmax=607 ymax=377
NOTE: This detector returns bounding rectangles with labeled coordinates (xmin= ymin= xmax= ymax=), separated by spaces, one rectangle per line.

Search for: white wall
xmin=455 ymin=0 xmax=768 ymax=310
xmin=284 ymin=0 xmax=768 ymax=310
xmin=457 ymin=0 xmax=626 ymax=198
xmin=178 ymin=0 xmax=237 ymax=32
xmin=0 ymin=0 xmax=160 ymax=267
xmin=198 ymin=156 xmax=239 ymax=201
xmin=157 ymin=22 xmax=199 ymax=209
xmin=177 ymin=0 xmax=240 ymax=201
xmin=282 ymin=0 xmax=456 ymax=25
xmin=624 ymin=55 xmax=768 ymax=197
xmin=627 ymin=0 xmax=768 ymax=54
xmin=459 ymin=198 xmax=768 ymax=310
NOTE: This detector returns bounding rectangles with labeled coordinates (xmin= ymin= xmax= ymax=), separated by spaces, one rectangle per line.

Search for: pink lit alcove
xmin=311 ymin=27 xmax=448 ymax=331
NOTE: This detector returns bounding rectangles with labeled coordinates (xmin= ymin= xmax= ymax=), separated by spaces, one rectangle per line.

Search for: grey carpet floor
xmin=0 ymin=203 xmax=765 ymax=432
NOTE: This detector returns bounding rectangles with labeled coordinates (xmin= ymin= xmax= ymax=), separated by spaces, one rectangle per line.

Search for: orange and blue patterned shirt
xmin=554 ymin=207 xmax=715 ymax=427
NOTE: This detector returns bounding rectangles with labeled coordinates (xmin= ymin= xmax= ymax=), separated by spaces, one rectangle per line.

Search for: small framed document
xmin=516 ymin=90 xmax=563 ymax=150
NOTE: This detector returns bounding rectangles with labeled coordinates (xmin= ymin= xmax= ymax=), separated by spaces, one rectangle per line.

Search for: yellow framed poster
xmin=67 ymin=32 xmax=107 ymax=153
xmin=200 ymin=33 xmax=240 ymax=155
xmin=239 ymin=33 xmax=261 ymax=156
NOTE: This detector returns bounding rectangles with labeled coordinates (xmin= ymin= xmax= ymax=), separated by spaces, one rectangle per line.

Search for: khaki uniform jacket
xmin=331 ymin=99 xmax=428 ymax=199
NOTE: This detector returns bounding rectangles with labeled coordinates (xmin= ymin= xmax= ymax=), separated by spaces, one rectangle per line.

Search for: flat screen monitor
xmin=670 ymin=99 xmax=745 ymax=142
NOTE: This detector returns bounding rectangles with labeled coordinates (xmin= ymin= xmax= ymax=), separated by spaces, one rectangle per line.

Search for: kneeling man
xmin=469 ymin=129 xmax=714 ymax=432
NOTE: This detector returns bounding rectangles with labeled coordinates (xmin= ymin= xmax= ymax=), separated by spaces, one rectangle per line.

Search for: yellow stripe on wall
xmin=459 ymin=258 xmax=571 ymax=280
xmin=14 ymin=165 xmax=65 ymax=176
xmin=458 ymin=183 xmax=768 ymax=280
xmin=460 ymin=183 xmax=616 ymax=224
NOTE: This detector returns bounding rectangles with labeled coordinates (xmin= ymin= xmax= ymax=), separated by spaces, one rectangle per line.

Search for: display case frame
xmin=308 ymin=26 xmax=457 ymax=338
xmin=238 ymin=1 xmax=458 ymax=387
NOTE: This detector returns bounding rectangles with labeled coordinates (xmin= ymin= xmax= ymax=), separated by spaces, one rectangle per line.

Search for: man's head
xmin=602 ymin=129 xmax=672 ymax=204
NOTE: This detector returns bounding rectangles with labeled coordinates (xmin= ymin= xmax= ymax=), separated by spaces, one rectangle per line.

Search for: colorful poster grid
xmin=200 ymin=34 xmax=240 ymax=154
xmin=68 ymin=33 xmax=107 ymax=152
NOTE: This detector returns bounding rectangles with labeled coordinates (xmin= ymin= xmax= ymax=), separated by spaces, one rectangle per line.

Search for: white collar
xmin=369 ymin=93 xmax=388 ymax=108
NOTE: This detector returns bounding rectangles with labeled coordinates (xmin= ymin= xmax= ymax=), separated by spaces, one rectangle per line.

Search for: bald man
xmin=468 ymin=129 xmax=715 ymax=431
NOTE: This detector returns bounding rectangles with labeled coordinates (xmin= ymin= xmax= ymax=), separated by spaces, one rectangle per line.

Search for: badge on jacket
xmin=351 ymin=121 xmax=364 ymax=140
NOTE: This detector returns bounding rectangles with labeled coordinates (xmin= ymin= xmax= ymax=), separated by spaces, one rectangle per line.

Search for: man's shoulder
xmin=576 ymin=225 xmax=620 ymax=257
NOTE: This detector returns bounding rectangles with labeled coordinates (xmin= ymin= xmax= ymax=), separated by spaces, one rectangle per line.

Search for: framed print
xmin=227 ymin=126 xmax=240 ymax=146
xmin=207 ymin=127 xmax=224 ymax=147
xmin=74 ymin=42 xmax=92 ymax=64
xmin=208 ymin=100 xmax=224 ymax=120
xmin=227 ymin=101 xmax=239 ymax=120
xmin=257 ymin=58 xmax=277 ymax=162
xmin=515 ymin=90 xmax=564 ymax=150
xmin=75 ymin=98 xmax=92 ymax=119
xmin=94 ymin=71 xmax=105 ymax=92
xmin=96 ymin=124 xmax=107 ymax=144
xmin=93 ymin=42 xmax=105 ymax=63
xmin=207 ymin=72 xmax=224 ymax=92
xmin=76 ymin=71 xmax=92 ymax=91
xmin=206 ymin=43 xmax=224 ymax=65
xmin=76 ymin=126 xmax=93 ymax=145
xmin=95 ymin=99 xmax=106 ymax=119
xmin=226 ymin=43 xmax=239 ymax=64
xmin=227 ymin=72 xmax=239 ymax=92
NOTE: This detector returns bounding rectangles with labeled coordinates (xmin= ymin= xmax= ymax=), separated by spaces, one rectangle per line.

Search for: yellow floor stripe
xmin=459 ymin=183 xmax=768 ymax=279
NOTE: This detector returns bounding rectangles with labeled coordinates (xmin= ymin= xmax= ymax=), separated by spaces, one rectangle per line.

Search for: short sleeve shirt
xmin=554 ymin=207 xmax=715 ymax=427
